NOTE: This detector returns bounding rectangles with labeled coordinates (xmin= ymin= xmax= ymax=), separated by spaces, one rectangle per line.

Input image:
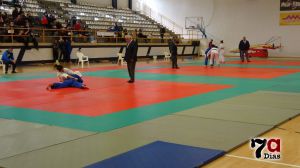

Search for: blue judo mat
xmin=85 ymin=141 xmax=225 ymax=168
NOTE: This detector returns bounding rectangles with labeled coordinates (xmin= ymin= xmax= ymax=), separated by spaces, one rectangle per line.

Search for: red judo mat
xmin=227 ymin=60 xmax=300 ymax=66
xmin=137 ymin=66 xmax=300 ymax=79
xmin=0 ymin=77 xmax=230 ymax=117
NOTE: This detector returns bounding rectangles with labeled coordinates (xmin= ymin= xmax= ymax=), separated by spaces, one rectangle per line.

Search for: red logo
xmin=250 ymin=138 xmax=281 ymax=160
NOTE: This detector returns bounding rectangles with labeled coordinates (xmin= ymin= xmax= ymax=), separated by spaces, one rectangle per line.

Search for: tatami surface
xmin=0 ymin=57 xmax=299 ymax=168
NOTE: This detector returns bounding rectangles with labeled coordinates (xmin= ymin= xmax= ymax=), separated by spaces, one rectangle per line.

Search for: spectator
xmin=74 ymin=20 xmax=81 ymax=31
xmin=2 ymin=12 xmax=8 ymax=23
xmin=137 ymin=28 xmax=147 ymax=42
xmin=41 ymin=13 xmax=48 ymax=28
xmin=71 ymin=16 xmax=77 ymax=27
xmin=52 ymin=39 xmax=59 ymax=62
xmin=7 ymin=21 xmax=15 ymax=42
xmin=14 ymin=14 xmax=26 ymax=27
xmin=12 ymin=7 xmax=18 ymax=20
xmin=23 ymin=21 xmax=39 ymax=50
xmin=0 ymin=13 xmax=4 ymax=26
xmin=65 ymin=39 xmax=72 ymax=63
xmin=160 ymin=27 xmax=165 ymax=43
xmin=208 ymin=39 xmax=214 ymax=48
xmin=47 ymin=14 xmax=56 ymax=28
xmin=238 ymin=36 xmax=251 ymax=62
xmin=122 ymin=28 xmax=128 ymax=42
xmin=19 ymin=7 xmax=24 ymax=15
xmin=56 ymin=21 xmax=62 ymax=30
xmin=0 ymin=15 xmax=5 ymax=42
xmin=113 ymin=22 xmax=120 ymax=32
xmin=132 ymin=29 xmax=137 ymax=39
xmin=1 ymin=48 xmax=17 ymax=74
xmin=168 ymin=37 xmax=179 ymax=69
xmin=58 ymin=37 xmax=66 ymax=62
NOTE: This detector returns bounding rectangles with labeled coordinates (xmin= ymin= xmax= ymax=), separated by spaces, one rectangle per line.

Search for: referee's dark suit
xmin=125 ymin=39 xmax=138 ymax=83
xmin=169 ymin=39 xmax=179 ymax=69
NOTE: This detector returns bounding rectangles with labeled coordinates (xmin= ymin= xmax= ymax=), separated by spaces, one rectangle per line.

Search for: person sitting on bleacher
xmin=1 ymin=48 xmax=17 ymax=74
xmin=137 ymin=29 xmax=147 ymax=43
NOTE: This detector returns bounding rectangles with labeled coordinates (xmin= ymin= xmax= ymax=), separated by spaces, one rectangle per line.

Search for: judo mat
xmin=137 ymin=66 xmax=300 ymax=79
xmin=218 ymin=91 xmax=300 ymax=110
xmin=0 ymin=119 xmax=93 ymax=159
xmin=1 ymin=58 xmax=300 ymax=168
xmin=85 ymin=141 xmax=225 ymax=168
xmin=227 ymin=60 xmax=300 ymax=66
xmin=0 ymin=77 xmax=230 ymax=117
xmin=177 ymin=91 xmax=300 ymax=126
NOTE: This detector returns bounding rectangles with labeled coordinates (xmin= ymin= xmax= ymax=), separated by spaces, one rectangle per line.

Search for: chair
xmin=117 ymin=53 xmax=125 ymax=65
xmin=76 ymin=51 xmax=89 ymax=68
xmin=200 ymin=49 xmax=205 ymax=56
xmin=153 ymin=55 xmax=158 ymax=63
xmin=164 ymin=52 xmax=171 ymax=61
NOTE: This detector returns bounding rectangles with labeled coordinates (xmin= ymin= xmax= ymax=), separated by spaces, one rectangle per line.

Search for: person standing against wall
xmin=124 ymin=35 xmax=138 ymax=83
xmin=65 ymin=39 xmax=72 ymax=63
xmin=58 ymin=38 xmax=66 ymax=63
xmin=168 ymin=37 xmax=179 ymax=69
xmin=52 ymin=39 xmax=59 ymax=63
xmin=239 ymin=36 xmax=251 ymax=62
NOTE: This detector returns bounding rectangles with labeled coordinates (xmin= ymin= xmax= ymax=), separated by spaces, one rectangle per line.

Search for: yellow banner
xmin=280 ymin=12 xmax=300 ymax=25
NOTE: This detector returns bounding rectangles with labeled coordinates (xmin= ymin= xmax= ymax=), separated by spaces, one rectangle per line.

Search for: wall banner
xmin=280 ymin=12 xmax=300 ymax=25
xmin=280 ymin=0 xmax=300 ymax=11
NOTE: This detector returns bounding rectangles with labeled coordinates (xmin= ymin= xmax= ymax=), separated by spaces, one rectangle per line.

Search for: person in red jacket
xmin=74 ymin=21 xmax=81 ymax=31
xmin=41 ymin=14 xmax=48 ymax=28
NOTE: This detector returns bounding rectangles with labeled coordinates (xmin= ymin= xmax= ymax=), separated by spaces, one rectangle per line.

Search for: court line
xmin=226 ymin=154 xmax=300 ymax=168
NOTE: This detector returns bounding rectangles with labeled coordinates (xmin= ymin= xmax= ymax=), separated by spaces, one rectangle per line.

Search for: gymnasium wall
xmin=0 ymin=44 xmax=197 ymax=62
xmin=133 ymin=0 xmax=300 ymax=57
xmin=78 ymin=0 xmax=129 ymax=9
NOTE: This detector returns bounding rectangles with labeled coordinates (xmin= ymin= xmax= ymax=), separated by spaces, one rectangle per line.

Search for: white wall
xmin=78 ymin=0 xmax=128 ymax=8
xmin=118 ymin=0 xmax=129 ymax=9
xmin=78 ymin=0 xmax=111 ymax=7
xmin=133 ymin=0 xmax=300 ymax=57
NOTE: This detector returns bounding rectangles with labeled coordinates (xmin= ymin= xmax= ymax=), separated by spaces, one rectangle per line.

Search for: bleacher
xmin=62 ymin=3 xmax=162 ymax=35
xmin=0 ymin=0 xmax=174 ymax=43
xmin=22 ymin=0 xmax=46 ymax=16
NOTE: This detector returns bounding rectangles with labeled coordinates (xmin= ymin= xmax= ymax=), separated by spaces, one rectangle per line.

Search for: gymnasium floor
xmin=0 ymin=57 xmax=300 ymax=168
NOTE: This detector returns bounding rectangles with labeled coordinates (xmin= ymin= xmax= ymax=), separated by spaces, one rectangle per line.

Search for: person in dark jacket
xmin=168 ymin=37 xmax=179 ymax=69
xmin=65 ymin=39 xmax=72 ymax=63
xmin=160 ymin=27 xmax=166 ymax=43
xmin=239 ymin=36 xmax=251 ymax=62
xmin=1 ymin=48 xmax=17 ymax=74
xmin=58 ymin=38 xmax=66 ymax=62
xmin=52 ymin=39 xmax=59 ymax=62
xmin=124 ymin=35 xmax=138 ymax=83
xmin=12 ymin=7 xmax=18 ymax=20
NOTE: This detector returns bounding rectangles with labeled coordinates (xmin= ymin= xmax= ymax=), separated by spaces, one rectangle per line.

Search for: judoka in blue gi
xmin=46 ymin=65 xmax=88 ymax=90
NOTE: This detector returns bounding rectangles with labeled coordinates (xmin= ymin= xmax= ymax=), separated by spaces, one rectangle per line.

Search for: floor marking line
xmin=226 ymin=154 xmax=300 ymax=168
xmin=173 ymin=113 xmax=275 ymax=127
